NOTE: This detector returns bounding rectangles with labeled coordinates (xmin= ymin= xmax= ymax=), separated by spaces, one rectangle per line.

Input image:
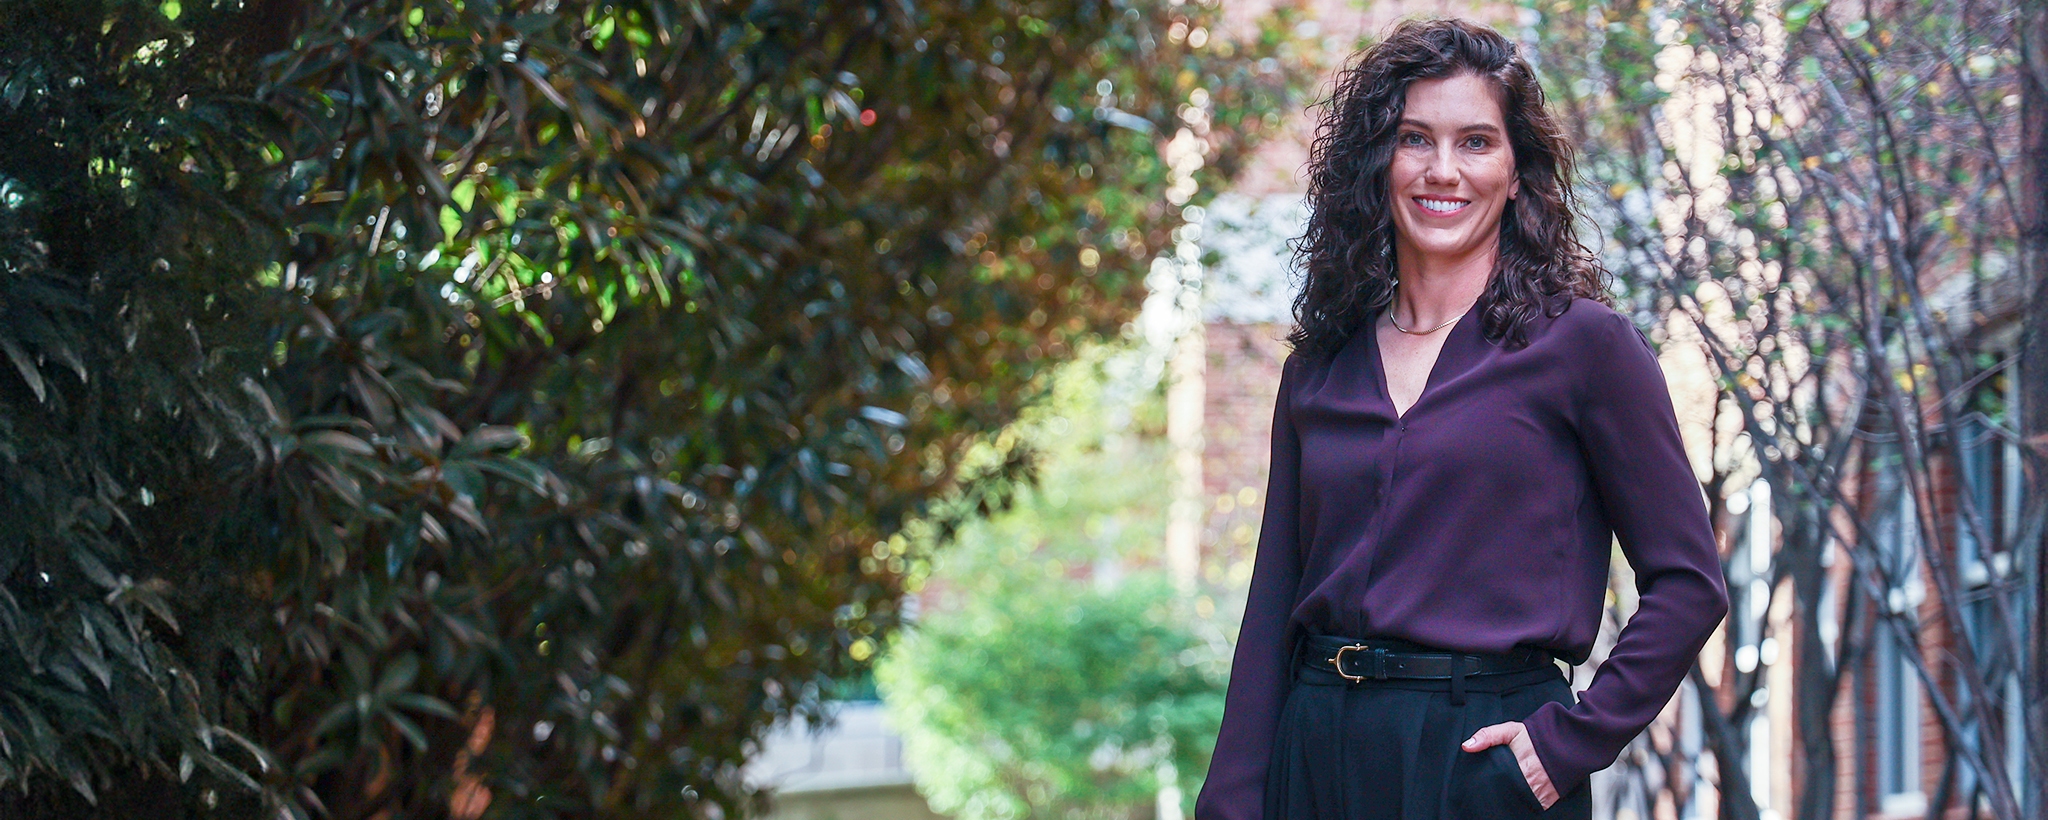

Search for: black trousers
xmin=1263 ymin=661 xmax=1593 ymax=820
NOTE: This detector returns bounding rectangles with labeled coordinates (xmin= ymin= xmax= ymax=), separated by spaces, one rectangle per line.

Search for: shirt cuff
xmin=1521 ymin=701 xmax=1595 ymax=799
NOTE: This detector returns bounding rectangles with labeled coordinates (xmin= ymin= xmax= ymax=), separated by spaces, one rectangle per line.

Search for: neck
xmin=1391 ymin=244 xmax=1495 ymax=328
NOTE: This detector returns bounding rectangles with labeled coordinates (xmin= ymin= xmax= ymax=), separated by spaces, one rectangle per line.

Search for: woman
xmin=1193 ymin=19 xmax=1728 ymax=820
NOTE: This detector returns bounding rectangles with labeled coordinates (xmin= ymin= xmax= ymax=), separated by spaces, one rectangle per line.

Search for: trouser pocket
xmin=1447 ymin=673 xmax=1575 ymax=819
xmin=1450 ymin=741 xmax=1545 ymax=819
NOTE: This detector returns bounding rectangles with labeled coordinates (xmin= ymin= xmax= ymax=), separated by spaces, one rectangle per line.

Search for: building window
xmin=1871 ymin=468 xmax=1924 ymax=814
xmin=1954 ymin=409 xmax=2018 ymax=587
xmin=1954 ymin=368 xmax=2027 ymax=808
xmin=1873 ymin=622 xmax=1923 ymax=813
xmin=1726 ymin=479 xmax=1775 ymax=815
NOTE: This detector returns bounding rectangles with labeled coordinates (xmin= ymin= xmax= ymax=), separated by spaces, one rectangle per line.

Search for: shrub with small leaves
xmin=0 ymin=0 xmax=1305 ymax=817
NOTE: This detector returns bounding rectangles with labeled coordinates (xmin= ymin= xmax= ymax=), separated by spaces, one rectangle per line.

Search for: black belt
xmin=1301 ymin=635 xmax=1553 ymax=683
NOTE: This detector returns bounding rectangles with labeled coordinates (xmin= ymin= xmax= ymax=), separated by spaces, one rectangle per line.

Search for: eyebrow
xmin=1397 ymin=119 xmax=1505 ymax=135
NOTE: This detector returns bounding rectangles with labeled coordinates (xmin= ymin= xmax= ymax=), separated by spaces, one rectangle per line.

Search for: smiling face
xmin=1386 ymin=72 xmax=1520 ymax=275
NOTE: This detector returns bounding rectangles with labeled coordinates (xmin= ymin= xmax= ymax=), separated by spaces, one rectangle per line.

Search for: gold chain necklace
xmin=1388 ymin=288 xmax=1473 ymax=335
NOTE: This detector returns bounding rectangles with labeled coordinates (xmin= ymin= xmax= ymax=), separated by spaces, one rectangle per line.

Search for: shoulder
xmin=1536 ymin=299 xmax=1679 ymax=415
xmin=1275 ymin=347 xmax=1319 ymax=398
xmin=1515 ymin=298 xmax=1668 ymax=406
xmin=1543 ymin=296 xmax=1628 ymax=335
xmin=1533 ymin=297 xmax=1652 ymax=355
xmin=1279 ymin=339 xmax=1347 ymax=381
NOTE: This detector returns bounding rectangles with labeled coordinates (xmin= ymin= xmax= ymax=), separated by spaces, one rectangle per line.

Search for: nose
xmin=1422 ymin=144 xmax=1458 ymax=185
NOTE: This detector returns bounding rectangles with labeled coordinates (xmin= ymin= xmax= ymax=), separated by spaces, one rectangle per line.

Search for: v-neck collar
xmin=1365 ymin=299 xmax=1486 ymax=423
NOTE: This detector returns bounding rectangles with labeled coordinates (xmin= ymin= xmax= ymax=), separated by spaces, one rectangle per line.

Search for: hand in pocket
xmin=1462 ymin=721 xmax=1557 ymax=809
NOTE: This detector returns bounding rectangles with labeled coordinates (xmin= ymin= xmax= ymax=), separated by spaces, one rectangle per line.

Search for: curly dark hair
xmin=1288 ymin=18 xmax=1607 ymax=356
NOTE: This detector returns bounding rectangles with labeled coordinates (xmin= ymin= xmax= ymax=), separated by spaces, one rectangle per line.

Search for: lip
xmin=1413 ymin=196 xmax=1470 ymax=216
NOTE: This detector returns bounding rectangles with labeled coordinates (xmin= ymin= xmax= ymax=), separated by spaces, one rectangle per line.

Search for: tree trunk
xmin=2018 ymin=2 xmax=2048 ymax=819
xmin=1791 ymin=534 xmax=1839 ymax=820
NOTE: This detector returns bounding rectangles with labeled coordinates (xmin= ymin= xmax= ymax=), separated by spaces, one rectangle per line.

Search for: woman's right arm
xmin=1193 ymin=354 xmax=1305 ymax=820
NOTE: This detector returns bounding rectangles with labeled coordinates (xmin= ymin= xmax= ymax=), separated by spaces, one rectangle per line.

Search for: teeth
xmin=1418 ymin=198 xmax=1465 ymax=213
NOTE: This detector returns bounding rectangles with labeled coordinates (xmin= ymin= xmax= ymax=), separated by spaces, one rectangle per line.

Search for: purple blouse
xmin=1193 ymin=298 xmax=1729 ymax=820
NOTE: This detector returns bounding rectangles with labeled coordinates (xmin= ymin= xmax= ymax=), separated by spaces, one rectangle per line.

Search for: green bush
xmin=879 ymin=574 xmax=1224 ymax=820
xmin=875 ymin=347 xmax=1227 ymax=820
xmin=0 ymin=0 xmax=1301 ymax=817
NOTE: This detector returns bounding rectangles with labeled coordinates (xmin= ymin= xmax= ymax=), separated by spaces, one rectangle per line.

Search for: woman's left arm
xmin=1514 ymin=308 xmax=1731 ymax=801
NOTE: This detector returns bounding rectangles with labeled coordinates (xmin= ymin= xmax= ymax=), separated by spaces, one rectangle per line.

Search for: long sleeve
xmin=1519 ymin=310 xmax=1730 ymax=797
xmin=1192 ymin=355 xmax=1305 ymax=820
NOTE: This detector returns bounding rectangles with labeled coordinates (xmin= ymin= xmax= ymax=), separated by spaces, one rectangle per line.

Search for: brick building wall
xmin=1826 ymin=431 xmax=2015 ymax=820
xmin=1197 ymin=322 xmax=1290 ymax=584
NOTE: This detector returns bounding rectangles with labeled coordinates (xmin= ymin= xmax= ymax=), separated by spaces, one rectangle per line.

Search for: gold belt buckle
xmin=1329 ymin=644 xmax=1387 ymax=682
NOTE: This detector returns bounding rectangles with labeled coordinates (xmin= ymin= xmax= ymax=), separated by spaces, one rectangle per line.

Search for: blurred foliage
xmin=879 ymin=575 xmax=1224 ymax=820
xmin=878 ymin=347 xmax=1224 ymax=820
xmin=905 ymin=343 xmax=1175 ymax=597
xmin=0 ymin=0 xmax=1305 ymax=817
xmin=1526 ymin=0 xmax=2033 ymax=819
